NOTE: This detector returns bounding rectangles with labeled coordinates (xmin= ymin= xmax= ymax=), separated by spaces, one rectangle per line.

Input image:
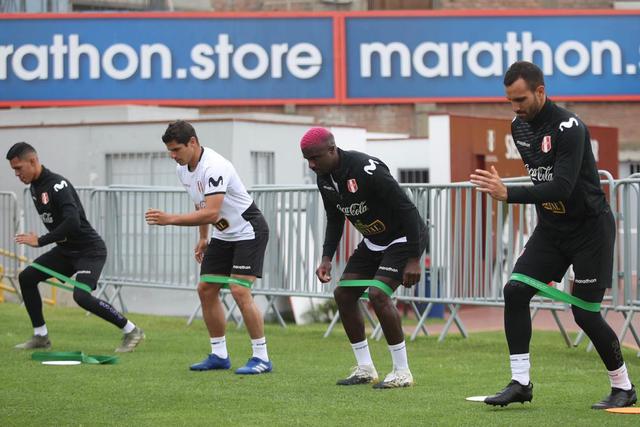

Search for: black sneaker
xmin=485 ymin=380 xmax=533 ymax=407
xmin=591 ymin=385 xmax=637 ymax=410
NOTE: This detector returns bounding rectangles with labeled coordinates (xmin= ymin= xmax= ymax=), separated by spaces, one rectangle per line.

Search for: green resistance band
xmin=31 ymin=262 xmax=92 ymax=293
xmin=200 ymin=274 xmax=253 ymax=289
xmin=32 ymin=351 xmax=119 ymax=365
xmin=339 ymin=279 xmax=394 ymax=298
xmin=510 ymin=273 xmax=601 ymax=313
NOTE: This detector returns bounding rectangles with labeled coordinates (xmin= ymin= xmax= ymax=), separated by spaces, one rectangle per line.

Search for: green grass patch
xmin=0 ymin=303 xmax=638 ymax=426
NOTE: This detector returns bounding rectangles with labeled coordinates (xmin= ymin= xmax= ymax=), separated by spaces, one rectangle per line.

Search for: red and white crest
xmin=347 ymin=178 xmax=358 ymax=193
xmin=41 ymin=192 xmax=49 ymax=205
xmin=541 ymin=135 xmax=552 ymax=153
xmin=197 ymin=180 xmax=204 ymax=194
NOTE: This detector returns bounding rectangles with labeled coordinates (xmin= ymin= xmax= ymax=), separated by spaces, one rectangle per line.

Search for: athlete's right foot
xmin=485 ymin=380 xmax=533 ymax=407
xmin=15 ymin=334 xmax=51 ymax=350
xmin=591 ymin=385 xmax=637 ymax=409
xmin=336 ymin=365 xmax=379 ymax=385
xmin=189 ymin=354 xmax=231 ymax=371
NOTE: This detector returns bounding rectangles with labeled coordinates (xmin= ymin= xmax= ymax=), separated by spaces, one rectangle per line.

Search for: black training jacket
xmin=317 ymin=148 xmax=426 ymax=259
xmin=29 ymin=167 xmax=104 ymax=252
xmin=508 ymin=99 xmax=608 ymax=233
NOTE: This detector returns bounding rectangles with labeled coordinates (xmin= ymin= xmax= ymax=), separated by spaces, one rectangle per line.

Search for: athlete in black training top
xmin=6 ymin=142 xmax=144 ymax=352
xmin=470 ymin=61 xmax=635 ymax=409
xmin=301 ymin=127 xmax=427 ymax=389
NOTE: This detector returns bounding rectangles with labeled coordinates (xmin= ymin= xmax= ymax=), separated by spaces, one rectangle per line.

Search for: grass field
xmin=1 ymin=303 xmax=639 ymax=426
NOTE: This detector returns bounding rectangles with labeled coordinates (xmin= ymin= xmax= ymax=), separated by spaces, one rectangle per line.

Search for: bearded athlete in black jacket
xmin=471 ymin=61 xmax=635 ymax=410
xmin=301 ymin=127 xmax=427 ymax=389
xmin=7 ymin=142 xmax=144 ymax=353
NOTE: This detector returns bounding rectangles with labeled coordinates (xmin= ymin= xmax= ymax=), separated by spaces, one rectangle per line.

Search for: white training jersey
xmin=177 ymin=147 xmax=258 ymax=241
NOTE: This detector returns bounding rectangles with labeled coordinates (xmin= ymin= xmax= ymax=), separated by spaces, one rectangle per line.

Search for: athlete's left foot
xmin=591 ymin=385 xmax=637 ymax=409
xmin=115 ymin=327 xmax=145 ymax=353
xmin=372 ymin=368 xmax=414 ymax=389
xmin=235 ymin=357 xmax=272 ymax=375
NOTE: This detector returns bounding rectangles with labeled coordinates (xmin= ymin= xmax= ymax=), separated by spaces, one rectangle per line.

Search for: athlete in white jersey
xmin=146 ymin=120 xmax=272 ymax=375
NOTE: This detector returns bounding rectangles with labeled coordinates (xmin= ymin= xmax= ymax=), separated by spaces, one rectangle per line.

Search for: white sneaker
xmin=373 ymin=368 xmax=414 ymax=389
xmin=336 ymin=365 xmax=379 ymax=385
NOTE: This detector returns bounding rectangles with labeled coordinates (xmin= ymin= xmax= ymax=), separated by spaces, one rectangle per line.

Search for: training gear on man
xmin=14 ymin=334 xmax=51 ymax=350
xmin=372 ymin=368 xmax=414 ymax=389
xmin=235 ymin=357 xmax=273 ymax=375
xmin=591 ymin=385 xmax=637 ymax=410
xmin=337 ymin=365 xmax=379 ymax=386
xmin=190 ymin=354 xmax=232 ymax=371
xmin=115 ymin=327 xmax=145 ymax=353
xmin=485 ymin=380 xmax=534 ymax=407
xmin=317 ymin=149 xmax=427 ymax=260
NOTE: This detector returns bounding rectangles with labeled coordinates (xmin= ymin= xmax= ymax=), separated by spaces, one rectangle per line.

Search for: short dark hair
xmin=6 ymin=142 xmax=36 ymax=160
xmin=504 ymin=61 xmax=545 ymax=92
xmin=162 ymin=120 xmax=198 ymax=145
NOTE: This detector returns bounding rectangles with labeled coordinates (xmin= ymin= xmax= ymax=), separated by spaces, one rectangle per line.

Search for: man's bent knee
xmin=503 ymin=280 xmax=536 ymax=307
xmin=368 ymin=287 xmax=391 ymax=308
xmin=197 ymin=281 xmax=221 ymax=299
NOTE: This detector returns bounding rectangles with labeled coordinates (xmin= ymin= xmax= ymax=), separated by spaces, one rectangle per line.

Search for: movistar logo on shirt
xmin=209 ymin=176 xmax=223 ymax=187
xmin=558 ymin=117 xmax=579 ymax=132
xmin=363 ymin=159 xmax=379 ymax=175
xmin=53 ymin=180 xmax=68 ymax=192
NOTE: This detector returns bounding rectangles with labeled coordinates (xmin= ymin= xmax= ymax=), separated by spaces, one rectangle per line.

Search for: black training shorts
xmin=342 ymin=233 xmax=427 ymax=284
xmin=27 ymin=244 xmax=107 ymax=290
xmin=513 ymin=208 xmax=615 ymax=290
xmin=200 ymin=232 xmax=269 ymax=278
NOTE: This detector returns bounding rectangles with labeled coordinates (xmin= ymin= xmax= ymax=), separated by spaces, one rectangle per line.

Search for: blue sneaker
xmin=235 ymin=357 xmax=273 ymax=375
xmin=189 ymin=354 xmax=231 ymax=371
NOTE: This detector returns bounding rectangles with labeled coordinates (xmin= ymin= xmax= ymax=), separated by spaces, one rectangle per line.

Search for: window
xmin=251 ymin=151 xmax=275 ymax=186
xmin=106 ymin=152 xmax=177 ymax=186
xmin=399 ymin=168 xmax=429 ymax=184
xmin=630 ymin=163 xmax=640 ymax=175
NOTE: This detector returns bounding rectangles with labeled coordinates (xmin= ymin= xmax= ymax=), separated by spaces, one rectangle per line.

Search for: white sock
xmin=34 ymin=325 xmax=48 ymax=336
xmin=251 ymin=337 xmax=268 ymax=361
xmin=608 ymin=363 xmax=632 ymax=390
xmin=388 ymin=341 xmax=409 ymax=371
xmin=210 ymin=336 xmax=228 ymax=359
xmin=122 ymin=321 xmax=135 ymax=334
xmin=351 ymin=339 xmax=374 ymax=366
xmin=510 ymin=353 xmax=530 ymax=386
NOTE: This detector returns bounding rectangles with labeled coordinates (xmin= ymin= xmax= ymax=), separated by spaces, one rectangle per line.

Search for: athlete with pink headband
xmin=301 ymin=127 xmax=428 ymax=389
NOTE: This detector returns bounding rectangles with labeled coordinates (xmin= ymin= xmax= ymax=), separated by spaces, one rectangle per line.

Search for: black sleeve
xmin=368 ymin=164 xmax=423 ymax=257
xmin=507 ymin=121 xmax=585 ymax=204
xmin=37 ymin=186 xmax=81 ymax=247
xmin=320 ymin=190 xmax=345 ymax=259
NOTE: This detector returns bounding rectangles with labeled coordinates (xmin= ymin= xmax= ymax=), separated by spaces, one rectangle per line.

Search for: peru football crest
xmin=347 ymin=179 xmax=358 ymax=193
xmin=541 ymin=135 xmax=552 ymax=153
xmin=41 ymin=192 xmax=49 ymax=204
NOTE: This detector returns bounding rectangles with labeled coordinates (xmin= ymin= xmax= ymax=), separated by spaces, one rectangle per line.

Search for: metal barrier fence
xmin=613 ymin=176 xmax=640 ymax=350
xmin=3 ymin=172 xmax=638 ymax=348
xmin=0 ymin=191 xmax=20 ymax=300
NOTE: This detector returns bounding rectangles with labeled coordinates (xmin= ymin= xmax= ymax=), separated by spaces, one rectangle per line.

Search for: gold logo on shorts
xmin=214 ymin=218 xmax=229 ymax=231
xmin=354 ymin=219 xmax=386 ymax=235
xmin=541 ymin=201 xmax=566 ymax=214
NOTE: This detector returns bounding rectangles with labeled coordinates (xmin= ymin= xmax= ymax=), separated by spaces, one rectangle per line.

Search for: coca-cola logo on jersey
xmin=337 ymin=201 xmax=369 ymax=216
xmin=525 ymin=164 xmax=553 ymax=182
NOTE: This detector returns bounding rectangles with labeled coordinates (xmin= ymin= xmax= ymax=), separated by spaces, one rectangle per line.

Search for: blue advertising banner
xmin=345 ymin=12 xmax=640 ymax=102
xmin=0 ymin=14 xmax=336 ymax=105
xmin=1 ymin=11 xmax=639 ymax=106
